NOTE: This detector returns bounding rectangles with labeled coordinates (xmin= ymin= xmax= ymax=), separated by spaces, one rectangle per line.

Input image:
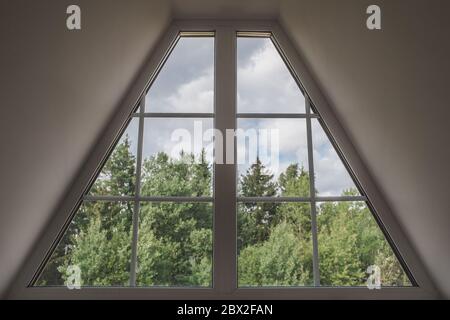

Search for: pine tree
xmin=277 ymin=164 xmax=311 ymax=239
xmin=238 ymin=158 xmax=278 ymax=251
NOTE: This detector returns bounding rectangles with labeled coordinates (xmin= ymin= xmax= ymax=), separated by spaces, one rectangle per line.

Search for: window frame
xmin=7 ymin=20 xmax=439 ymax=299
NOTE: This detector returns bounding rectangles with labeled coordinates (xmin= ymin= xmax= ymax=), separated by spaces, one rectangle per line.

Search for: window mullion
xmin=129 ymin=97 xmax=145 ymax=286
xmin=213 ymin=26 xmax=237 ymax=294
xmin=306 ymin=97 xmax=321 ymax=286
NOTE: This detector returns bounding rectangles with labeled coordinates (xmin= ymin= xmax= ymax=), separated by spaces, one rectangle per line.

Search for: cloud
xmin=311 ymin=120 xmax=357 ymax=196
xmin=145 ymin=37 xmax=214 ymax=113
xmin=237 ymin=38 xmax=305 ymax=113
xmin=165 ymin=68 xmax=213 ymax=113
xmin=117 ymin=36 xmax=356 ymax=196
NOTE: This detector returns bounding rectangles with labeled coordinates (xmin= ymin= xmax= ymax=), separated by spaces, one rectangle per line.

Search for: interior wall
xmin=280 ymin=0 xmax=450 ymax=298
xmin=0 ymin=0 xmax=171 ymax=297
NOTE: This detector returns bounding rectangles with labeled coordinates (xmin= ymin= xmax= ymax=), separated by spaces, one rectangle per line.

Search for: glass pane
xmin=237 ymin=37 xmax=305 ymax=113
xmin=137 ymin=202 xmax=213 ymax=287
xmin=89 ymin=118 xmax=138 ymax=196
xmin=238 ymin=202 xmax=313 ymax=286
xmin=317 ymin=201 xmax=411 ymax=286
xmin=141 ymin=118 xmax=213 ymax=196
xmin=145 ymin=37 xmax=214 ymax=113
xmin=237 ymin=119 xmax=309 ymax=197
xmin=312 ymin=119 xmax=360 ymax=196
xmin=35 ymin=201 xmax=133 ymax=286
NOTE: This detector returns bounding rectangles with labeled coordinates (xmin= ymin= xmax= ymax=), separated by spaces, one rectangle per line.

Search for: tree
xmin=317 ymin=202 xmax=366 ymax=286
xmin=277 ymin=164 xmax=311 ymax=239
xmin=38 ymin=137 xmax=135 ymax=285
xmin=38 ymin=139 xmax=411 ymax=288
xmin=137 ymin=151 xmax=213 ymax=286
xmin=238 ymin=158 xmax=278 ymax=251
xmin=239 ymin=221 xmax=313 ymax=286
xmin=317 ymin=199 xmax=410 ymax=286
xmin=60 ymin=203 xmax=132 ymax=286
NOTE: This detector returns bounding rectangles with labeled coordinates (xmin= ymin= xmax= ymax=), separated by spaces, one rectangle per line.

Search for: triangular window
xmin=34 ymin=31 xmax=413 ymax=289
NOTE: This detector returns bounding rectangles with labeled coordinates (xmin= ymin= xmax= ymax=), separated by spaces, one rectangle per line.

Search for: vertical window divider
xmin=213 ymin=26 xmax=237 ymax=293
xmin=306 ymin=97 xmax=321 ymax=286
xmin=130 ymin=97 xmax=145 ymax=286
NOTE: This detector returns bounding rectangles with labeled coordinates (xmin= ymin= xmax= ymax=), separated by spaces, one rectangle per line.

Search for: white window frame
xmin=7 ymin=20 xmax=440 ymax=299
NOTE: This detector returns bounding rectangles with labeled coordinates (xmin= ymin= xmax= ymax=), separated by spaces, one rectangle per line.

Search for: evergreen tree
xmin=37 ymin=140 xmax=411 ymax=288
xmin=277 ymin=164 xmax=311 ymax=239
xmin=238 ymin=158 xmax=278 ymax=251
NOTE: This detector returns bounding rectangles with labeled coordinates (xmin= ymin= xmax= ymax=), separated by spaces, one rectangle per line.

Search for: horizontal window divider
xmin=83 ymin=195 xmax=134 ymax=201
xmin=237 ymin=196 xmax=367 ymax=202
xmin=315 ymin=195 xmax=367 ymax=202
xmin=83 ymin=195 xmax=214 ymax=202
xmin=132 ymin=112 xmax=214 ymax=118
xmin=139 ymin=196 xmax=214 ymax=202
xmin=237 ymin=113 xmax=319 ymax=118
xmin=237 ymin=196 xmax=311 ymax=202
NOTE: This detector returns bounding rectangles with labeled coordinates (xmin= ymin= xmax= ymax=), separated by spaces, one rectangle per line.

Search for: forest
xmin=38 ymin=136 xmax=410 ymax=287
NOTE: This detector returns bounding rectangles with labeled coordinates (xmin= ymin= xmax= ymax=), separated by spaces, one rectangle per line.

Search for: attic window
xmin=33 ymin=29 xmax=413 ymax=291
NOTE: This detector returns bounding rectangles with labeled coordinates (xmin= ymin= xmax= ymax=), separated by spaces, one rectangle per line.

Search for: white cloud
xmin=166 ymin=68 xmax=214 ymax=113
xmin=311 ymin=120 xmax=357 ymax=196
xmin=118 ymin=37 xmax=356 ymax=196
xmin=237 ymin=38 xmax=305 ymax=113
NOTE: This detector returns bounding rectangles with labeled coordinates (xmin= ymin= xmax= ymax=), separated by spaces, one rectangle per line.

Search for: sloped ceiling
xmin=1 ymin=0 xmax=449 ymax=298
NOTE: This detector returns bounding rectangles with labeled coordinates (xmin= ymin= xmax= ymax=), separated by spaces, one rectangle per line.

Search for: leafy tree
xmin=37 ymin=139 xmax=411 ymax=288
xmin=317 ymin=202 xmax=366 ymax=286
xmin=137 ymin=202 xmax=212 ymax=286
xmin=38 ymin=137 xmax=135 ymax=285
xmin=141 ymin=150 xmax=211 ymax=197
xmin=60 ymin=203 xmax=131 ymax=286
xmin=137 ymin=151 xmax=212 ymax=286
xmin=239 ymin=221 xmax=313 ymax=286
xmin=277 ymin=164 xmax=311 ymax=239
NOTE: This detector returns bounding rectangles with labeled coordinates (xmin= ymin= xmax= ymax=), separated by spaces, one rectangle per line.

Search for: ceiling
xmin=0 ymin=0 xmax=449 ymax=298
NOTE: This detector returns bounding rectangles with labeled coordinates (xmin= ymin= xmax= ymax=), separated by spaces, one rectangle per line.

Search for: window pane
xmin=237 ymin=119 xmax=309 ymax=197
xmin=89 ymin=118 xmax=138 ymax=196
xmin=317 ymin=201 xmax=411 ymax=286
xmin=312 ymin=119 xmax=360 ymax=196
xmin=36 ymin=201 xmax=133 ymax=286
xmin=237 ymin=37 xmax=305 ymax=113
xmin=238 ymin=202 xmax=313 ymax=286
xmin=141 ymin=118 xmax=213 ymax=196
xmin=145 ymin=37 xmax=214 ymax=113
xmin=137 ymin=202 xmax=213 ymax=287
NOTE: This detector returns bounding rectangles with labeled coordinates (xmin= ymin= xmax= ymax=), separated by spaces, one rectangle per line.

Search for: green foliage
xmin=141 ymin=150 xmax=211 ymax=196
xmin=238 ymin=158 xmax=278 ymax=250
xmin=90 ymin=135 xmax=136 ymax=196
xmin=37 ymin=139 xmax=411 ymax=288
xmin=239 ymin=221 xmax=313 ymax=286
xmin=137 ymin=202 xmax=212 ymax=286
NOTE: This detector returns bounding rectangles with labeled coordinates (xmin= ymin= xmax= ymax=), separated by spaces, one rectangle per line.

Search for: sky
xmin=115 ymin=36 xmax=357 ymax=197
